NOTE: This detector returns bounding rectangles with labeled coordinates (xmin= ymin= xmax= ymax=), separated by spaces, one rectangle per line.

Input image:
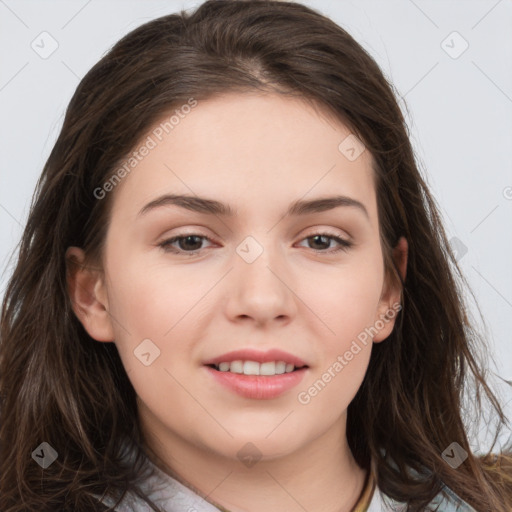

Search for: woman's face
xmin=69 ymin=92 xmax=405 ymax=464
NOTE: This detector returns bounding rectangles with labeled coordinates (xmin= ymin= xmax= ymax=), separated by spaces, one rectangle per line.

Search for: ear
xmin=65 ymin=246 xmax=114 ymax=342
xmin=372 ymin=236 xmax=408 ymax=343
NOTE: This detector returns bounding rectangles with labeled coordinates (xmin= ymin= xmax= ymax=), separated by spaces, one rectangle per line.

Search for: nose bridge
xmin=226 ymin=233 xmax=295 ymax=322
xmin=236 ymin=233 xmax=284 ymax=293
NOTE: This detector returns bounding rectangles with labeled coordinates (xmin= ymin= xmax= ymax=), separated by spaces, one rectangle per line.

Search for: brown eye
xmin=298 ymin=233 xmax=352 ymax=254
xmin=159 ymin=234 xmax=211 ymax=254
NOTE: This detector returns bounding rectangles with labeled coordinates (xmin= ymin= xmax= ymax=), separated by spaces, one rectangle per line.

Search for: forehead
xmin=107 ymin=92 xmax=376 ymax=222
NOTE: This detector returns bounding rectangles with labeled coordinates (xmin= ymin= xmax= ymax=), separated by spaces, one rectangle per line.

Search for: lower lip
xmin=204 ymin=366 xmax=308 ymax=399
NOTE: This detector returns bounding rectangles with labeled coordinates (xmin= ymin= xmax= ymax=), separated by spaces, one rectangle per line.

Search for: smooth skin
xmin=67 ymin=92 xmax=407 ymax=512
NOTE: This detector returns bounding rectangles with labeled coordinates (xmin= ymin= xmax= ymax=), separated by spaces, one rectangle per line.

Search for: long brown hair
xmin=1 ymin=1 xmax=511 ymax=510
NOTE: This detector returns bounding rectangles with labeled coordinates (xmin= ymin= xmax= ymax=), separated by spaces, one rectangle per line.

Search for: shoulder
xmin=367 ymin=481 xmax=477 ymax=511
xmin=92 ymin=458 xmax=222 ymax=511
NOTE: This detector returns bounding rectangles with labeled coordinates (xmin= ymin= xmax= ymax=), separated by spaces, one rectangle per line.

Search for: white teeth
xmin=214 ymin=360 xmax=299 ymax=376
xmin=230 ymin=360 xmax=243 ymax=373
xmin=259 ymin=361 xmax=276 ymax=376
xmin=275 ymin=361 xmax=286 ymax=374
xmin=243 ymin=361 xmax=260 ymax=375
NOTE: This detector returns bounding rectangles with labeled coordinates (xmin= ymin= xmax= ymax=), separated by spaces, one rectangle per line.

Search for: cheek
xmin=105 ymin=249 xmax=209 ymax=338
xmin=295 ymin=250 xmax=385 ymax=350
xmin=292 ymin=249 xmax=383 ymax=409
xmin=103 ymin=252 xmax=214 ymax=400
xmin=296 ymin=284 xmax=377 ymax=417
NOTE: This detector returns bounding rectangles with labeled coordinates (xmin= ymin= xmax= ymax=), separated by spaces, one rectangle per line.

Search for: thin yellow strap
xmin=352 ymin=470 xmax=376 ymax=512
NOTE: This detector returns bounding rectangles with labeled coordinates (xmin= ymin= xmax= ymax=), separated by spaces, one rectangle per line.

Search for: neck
xmin=140 ymin=411 xmax=368 ymax=512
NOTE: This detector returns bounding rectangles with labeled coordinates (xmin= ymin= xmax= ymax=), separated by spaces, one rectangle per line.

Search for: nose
xmin=224 ymin=239 xmax=297 ymax=327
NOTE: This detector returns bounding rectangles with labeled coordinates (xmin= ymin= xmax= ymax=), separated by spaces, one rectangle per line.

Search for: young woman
xmin=1 ymin=1 xmax=511 ymax=511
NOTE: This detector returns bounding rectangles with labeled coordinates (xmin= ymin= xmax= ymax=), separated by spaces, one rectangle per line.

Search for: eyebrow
xmin=137 ymin=193 xmax=369 ymax=220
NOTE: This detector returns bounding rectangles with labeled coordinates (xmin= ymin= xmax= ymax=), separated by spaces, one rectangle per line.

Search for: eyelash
xmin=158 ymin=232 xmax=353 ymax=256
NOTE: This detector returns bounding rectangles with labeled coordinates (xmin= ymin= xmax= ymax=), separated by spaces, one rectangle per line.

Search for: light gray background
xmin=1 ymin=0 xmax=511 ymax=450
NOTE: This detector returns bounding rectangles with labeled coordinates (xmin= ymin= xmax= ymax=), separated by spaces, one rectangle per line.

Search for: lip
xmin=203 ymin=349 xmax=309 ymax=400
xmin=202 ymin=348 xmax=308 ymax=368
xmin=205 ymin=366 xmax=308 ymax=400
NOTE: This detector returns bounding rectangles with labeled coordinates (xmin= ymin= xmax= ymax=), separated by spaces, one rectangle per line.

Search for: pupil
xmin=310 ymin=235 xmax=329 ymax=250
xmin=180 ymin=235 xmax=202 ymax=251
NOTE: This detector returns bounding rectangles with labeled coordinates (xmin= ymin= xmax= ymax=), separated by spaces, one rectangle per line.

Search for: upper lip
xmin=203 ymin=349 xmax=308 ymax=368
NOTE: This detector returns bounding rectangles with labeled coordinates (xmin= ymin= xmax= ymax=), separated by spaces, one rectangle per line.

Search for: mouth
xmin=205 ymin=360 xmax=308 ymax=376
xmin=202 ymin=349 xmax=309 ymax=399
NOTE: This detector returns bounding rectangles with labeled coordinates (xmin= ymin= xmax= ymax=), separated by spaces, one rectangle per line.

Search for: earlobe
xmin=65 ymin=246 xmax=115 ymax=342
xmin=373 ymin=236 xmax=408 ymax=343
